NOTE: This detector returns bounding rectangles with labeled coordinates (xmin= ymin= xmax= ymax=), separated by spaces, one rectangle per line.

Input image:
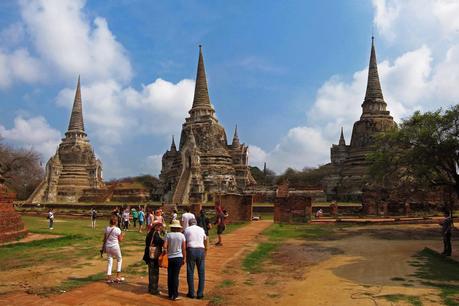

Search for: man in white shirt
xmin=184 ymin=218 xmax=207 ymax=299
xmin=181 ymin=207 xmax=195 ymax=231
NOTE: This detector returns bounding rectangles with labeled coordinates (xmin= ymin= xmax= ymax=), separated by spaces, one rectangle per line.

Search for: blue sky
xmin=1 ymin=0 xmax=459 ymax=179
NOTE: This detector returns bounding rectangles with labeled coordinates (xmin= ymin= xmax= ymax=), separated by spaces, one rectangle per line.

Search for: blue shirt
xmin=139 ymin=211 xmax=145 ymax=222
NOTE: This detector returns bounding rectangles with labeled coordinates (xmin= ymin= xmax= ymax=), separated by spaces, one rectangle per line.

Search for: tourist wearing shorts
xmin=163 ymin=220 xmax=186 ymax=301
xmin=184 ymin=218 xmax=207 ymax=299
xmin=104 ymin=215 xmax=124 ymax=283
xmin=143 ymin=221 xmax=165 ymax=295
xmin=138 ymin=207 xmax=145 ymax=233
xmin=214 ymin=207 xmax=227 ymax=246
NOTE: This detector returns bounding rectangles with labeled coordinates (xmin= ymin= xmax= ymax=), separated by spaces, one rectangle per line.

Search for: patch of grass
xmin=208 ymin=294 xmax=224 ymax=305
xmin=124 ymin=260 xmax=147 ymax=275
xmin=381 ymin=294 xmax=422 ymax=306
xmin=263 ymin=223 xmax=335 ymax=242
xmin=242 ymin=242 xmax=277 ymax=273
xmin=218 ymin=279 xmax=235 ymax=288
xmin=411 ymin=247 xmax=459 ymax=306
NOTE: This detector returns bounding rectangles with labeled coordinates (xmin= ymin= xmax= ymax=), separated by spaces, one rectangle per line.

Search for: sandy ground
xmin=0 ymin=220 xmax=272 ymax=305
xmin=0 ymin=233 xmax=63 ymax=246
xmin=0 ymin=222 xmax=457 ymax=305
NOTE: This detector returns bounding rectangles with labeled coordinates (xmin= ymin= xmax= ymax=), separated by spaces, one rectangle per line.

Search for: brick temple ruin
xmin=0 ymin=176 xmax=27 ymax=243
xmin=160 ymin=46 xmax=256 ymax=204
xmin=28 ymin=77 xmax=104 ymax=204
xmin=325 ymin=37 xmax=397 ymax=201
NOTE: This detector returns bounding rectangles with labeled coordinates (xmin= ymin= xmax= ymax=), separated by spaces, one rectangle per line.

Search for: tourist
xmin=47 ymin=208 xmax=54 ymax=230
xmin=131 ymin=207 xmax=138 ymax=228
xmin=154 ymin=208 xmax=164 ymax=226
xmin=138 ymin=207 xmax=145 ymax=233
xmin=181 ymin=207 xmax=195 ymax=230
xmin=171 ymin=208 xmax=178 ymax=224
xmin=122 ymin=207 xmax=130 ymax=231
xmin=143 ymin=221 xmax=165 ymax=295
xmin=316 ymin=209 xmax=323 ymax=219
xmin=91 ymin=207 xmax=97 ymax=229
xmin=104 ymin=215 xmax=124 ymax=283
xmin=163 ymin=220 xmax=186 ymax=301
xmin=197 ymin=209 xmax=211 ymax=236
xmin=184 ymin=218 xmax=207 ymax=299
xmin=214 ymin=206 xmax=228 ymax=246
xmin=146 ymin=208 xmax=154 ymax=232
xmin=440 ymin=210 xmax=454 ymax=256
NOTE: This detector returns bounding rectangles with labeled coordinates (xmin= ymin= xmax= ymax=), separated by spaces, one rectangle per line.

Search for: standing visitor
xmin=163 ymin=220 xmax=186 ymax=301
xmin=181 ymin=207 xmax=195 ymax=231
xmin=184 ymin=218 xmax=207 ymax=299
xmin=143 ymin=221 xmax=165 ymax=295
xmin=440 ymin=210 xmax=454 ymax=256
xmin=171 ymin=208 xmax=178 ymax=224
xmin=197 ymin=209 xmax=211 ymax=236
xmin=91 ymin=207 xmax=97 ymax=229
xmin=122 ymin=208 xmax=130 ymax=231
xmin=138 ymin=207 xmax=145 ymax=233
xmin=47 ymin=209 xmax=54 ymax=230
xmin=116 ymin=207 xmax=122 ymax=228
xmin=131 ymin=207 xmax=138 ymax=228
xmin=214 ymin=207 xmax=228 ymax=246
xmin=154 ymin=209 xmax=164 ymax=226
xmin=146 ymin=208 xmax=154 ymax=232
xmin=104 ymin=215 xmax=124 ymax=283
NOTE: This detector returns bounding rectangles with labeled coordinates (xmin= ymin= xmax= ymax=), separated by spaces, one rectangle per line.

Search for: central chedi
xmin=326 ymin=37 xmax=397 ymax=200
xmin=28 ymin=77 xmax=104 ymax=203
xmin=160 ymin=46 xmax=255 ymax=204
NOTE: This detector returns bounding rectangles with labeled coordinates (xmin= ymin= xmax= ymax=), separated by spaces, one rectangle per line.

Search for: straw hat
xmin=170 ymin=220 xmax=182 ymax=229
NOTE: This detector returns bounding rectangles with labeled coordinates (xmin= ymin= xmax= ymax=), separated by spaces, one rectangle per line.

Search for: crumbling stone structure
xmin=325 ymin=37 xmax=397 ymax=201
xmin=274 ymin=195 xmax=312 ymax=224
xmin=160 ymin=46 xmax=255 ymax=204
xmin=28 ymin=77 xmax=104 ymax=203
xmin=215 ymin=193 xmax=253 ymax=223
xmin=0 ymin=176 xmax=27 ymax=243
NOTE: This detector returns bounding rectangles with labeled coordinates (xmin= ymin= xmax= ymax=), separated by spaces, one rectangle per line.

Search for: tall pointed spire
xmin=170 ymin=135 xmax=177 ymax=151
xmin=189 ymin=45 xmax=215 ymax=119
xmin=361 ymin=36 xmax=390 ymax=118
xmin=339 ymin=127 xmax=346 ymax=146
xmin=232 ymin=124 xmax=240 ymax=147
xmin=67 ymin=76 xmax=86 ymax=134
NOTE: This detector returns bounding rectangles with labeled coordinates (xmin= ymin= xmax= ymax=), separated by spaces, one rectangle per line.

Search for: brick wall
xmin=215 ymin=193 xmax=253 ymax=223
xmin=274 ymin=195 xmax=312 ymax=224
xmin=0 ymin=190 xmax=27 ymax=243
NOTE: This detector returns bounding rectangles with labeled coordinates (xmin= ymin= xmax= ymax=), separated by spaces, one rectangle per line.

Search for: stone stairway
xmin=172 ymin=167 xmax=191 ymax=204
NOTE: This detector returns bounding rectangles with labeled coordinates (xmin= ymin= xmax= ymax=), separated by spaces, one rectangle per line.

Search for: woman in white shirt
xmin=103 ymin=215 xmax=124 ymax=283
xmin=163 ymin=220 xmax=186 ymax=301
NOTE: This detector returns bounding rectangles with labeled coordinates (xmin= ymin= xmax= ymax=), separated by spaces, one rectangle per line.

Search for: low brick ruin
xmin=215 ymin=193 xmax=253 ymax=223
xmin=274 ymin=195 xmax=312 ymax=224
xmin=0 ymin=180 xmax=27 ymax=243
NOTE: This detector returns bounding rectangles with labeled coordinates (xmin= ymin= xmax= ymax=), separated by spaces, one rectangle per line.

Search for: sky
xmin=0 ymin=0 xmax=459 ymax=179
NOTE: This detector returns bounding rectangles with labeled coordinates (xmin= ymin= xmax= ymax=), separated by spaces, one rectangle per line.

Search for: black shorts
xmin=217 ymin=225 xmax=226 ymax=235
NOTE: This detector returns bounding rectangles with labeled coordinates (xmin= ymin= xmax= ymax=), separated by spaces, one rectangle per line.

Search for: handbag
xmin=158 ymin=253 xmax=168 ymax=268
xmin=100 ymin=227 xmax=115 ymax=257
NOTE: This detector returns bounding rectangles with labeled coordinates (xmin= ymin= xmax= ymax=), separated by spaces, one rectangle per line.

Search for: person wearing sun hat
xmin=163 ymin=220 xmax=186 ymax=301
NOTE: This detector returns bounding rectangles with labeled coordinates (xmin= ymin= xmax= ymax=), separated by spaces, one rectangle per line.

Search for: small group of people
xmin=101 ymin=205 xmax=228 ymax=301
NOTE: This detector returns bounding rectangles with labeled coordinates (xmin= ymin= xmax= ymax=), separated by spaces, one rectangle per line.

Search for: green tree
xmin=368 ymin=105 xmax=459 ymax=210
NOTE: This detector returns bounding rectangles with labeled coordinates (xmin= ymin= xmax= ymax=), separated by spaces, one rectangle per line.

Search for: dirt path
xmin=0 ymin=220 xmax=272 ymax=306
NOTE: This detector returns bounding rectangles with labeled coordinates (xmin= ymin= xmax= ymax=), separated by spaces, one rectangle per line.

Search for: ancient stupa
xmin=326 ymin=37 xmax=397 ymax=200
xmin=160 ymin=46 xmax=255 ymax=204
xmin=28 ymin=77 xmax=104 ymax=203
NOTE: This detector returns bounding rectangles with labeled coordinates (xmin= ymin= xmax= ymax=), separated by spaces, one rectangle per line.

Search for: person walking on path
xmin=91 ymin=207 xmax=97 ymax=229
xmin=138 ymin=207 xmax=145 ymax=233
xmin=184 ymin=218 xmax=207 ymax=299
xmin=163 ymin=220 xmax=186 ymax=301
xmin=47 ymin=209 xmax=54 ymax=230
xmin=131 ymin=207 xmax=138 ymax=228
xmin=146 ymin=208 xmax=154 ymax=232
xmin=143 ymin=221 xmax=165 ymax=295
xmin=122 ymin=208 xmax=130 ymax=231
xmin=197 ymin=209 xmax=211 ymax=236
xmin=214 ymin=206 xmax=228 ymax=246
xmin=104 ymin=215 xmax=124 ymax=283
xmin=181 ymin=207 xmax=195 ymax=231
xmin=440 ymin=210 xmax=454 ymax=256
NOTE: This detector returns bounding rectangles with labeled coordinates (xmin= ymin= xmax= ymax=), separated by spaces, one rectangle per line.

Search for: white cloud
xmin=145 ymin=154 xmax=163 ymax=176
xmin=0 ymin=116 xmax=61 ymax=160
xmin=0 ymin=48 xmax=44 ymax=88
xmin=248 ymin=145 xmax=268 ymax=169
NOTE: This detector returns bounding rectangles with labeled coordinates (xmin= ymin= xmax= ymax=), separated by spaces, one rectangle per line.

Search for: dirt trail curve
xmin=0 ymin=220 xmax=272 ymax=306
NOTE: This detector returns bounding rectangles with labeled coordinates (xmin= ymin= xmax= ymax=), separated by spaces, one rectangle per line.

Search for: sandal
xmin=114 ymin=277 xmax=125 ymax=283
